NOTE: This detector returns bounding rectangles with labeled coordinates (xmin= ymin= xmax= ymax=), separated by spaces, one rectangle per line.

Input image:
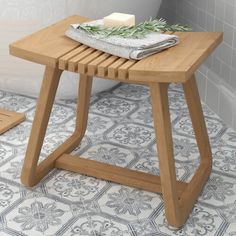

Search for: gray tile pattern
xmin=0 ymin=83 xmax=236 ymax=235
xmin=160 ymin=0 xmax=236 ymax=131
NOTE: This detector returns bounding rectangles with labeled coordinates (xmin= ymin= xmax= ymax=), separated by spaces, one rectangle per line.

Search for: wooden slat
xmin=0 ymin=108 xmax=26 ymax=134
xmin=97 ymin=56 xmax=118 ymax=77
xmin=59 ymin=45 xmax=87 ymax=70
xmin=129 ymin=32 xmax=223 ymax=82
xmin=108 ymin=58 xmax=127 ymax=78
xmin=55 ymin=154 xmax=188 ymax=194
xmin=87 ymin=53 xmax=110 ymax=76
xmin=68 ymin=48 xmax=95 ymax=72
xmin=118 ymin=60 xmax=136 ymax=79
xmin=78 ymin=50 xmax=103 ymax=74
xmin=9 ymin=15 xmax=91 ymax=67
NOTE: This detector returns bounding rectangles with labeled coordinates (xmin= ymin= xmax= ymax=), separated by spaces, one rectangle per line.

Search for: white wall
xmin=0 ymin=0 xmax=161 ymax=99
xmin=160 ymin=0 xmax=236 ymax=130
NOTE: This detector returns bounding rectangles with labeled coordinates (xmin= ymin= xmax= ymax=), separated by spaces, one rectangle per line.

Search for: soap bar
xmin=103 ymin=12 xmax=135 ymax=27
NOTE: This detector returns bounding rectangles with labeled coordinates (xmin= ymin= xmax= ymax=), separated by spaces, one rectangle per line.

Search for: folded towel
xmin=65 ymin=20 xmax=180 ymax=60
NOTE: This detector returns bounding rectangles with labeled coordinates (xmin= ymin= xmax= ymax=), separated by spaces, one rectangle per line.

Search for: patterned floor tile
xmin=0 ymin=142 xmax=16 ymax=165
xmin=91 ymin=96 xmax=137 ymax=117
xmin=27 ymin=104 xmax=75 ymax=125
xmin=212 ymin=144 xmax=236 ymax=177
xmin=0 ymin=92 xmax=36 ymax=113
xmin=129 ymin=219 xmax=162 ymax=236
xmin=0 ymin=122 xmax=31 ymax=146
xmin=86 ymin=113 xmax=114 ymax=135
xmin=131 ymin=155 xmax=188 ymax=181
xmin=173 ymin=114 xmax=226 ymax=141
xmin=106 ymin=123 xmax=155 ymax=148
xmin=0 ymin=83 xmax=236 ymax=235
xmin=0 ymin=181 xmax=21 ymax=214
xmin=64 ymin=214 xmax=132 ymax=236
xmin=6 ymin=197 xmax=73 ymax=236
xmin=45 ymin=170 xmax=108 ymax=202
xmin=0 ymin=154 xmax=24 ymax=184
xmin=81 ymin=143 xmax=136 ymax=167
xmin=112 ymin=84 xmax=150 ymax=101
xmin=199 ymin=173 xmax=236 ymax=206
xmin=98 ymin=185 xmax=162 ymax=221
xmin=154 ymin=203 xmax=224 ymax=236
xmin=70 ymin=200 xmax=100 ymax=217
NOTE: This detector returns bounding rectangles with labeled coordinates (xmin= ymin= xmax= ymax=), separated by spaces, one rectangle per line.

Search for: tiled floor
xmin=0 ymin=83 xmax=236 ymax=236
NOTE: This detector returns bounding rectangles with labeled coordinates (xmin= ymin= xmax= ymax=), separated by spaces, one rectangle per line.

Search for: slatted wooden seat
xmin=9 ymin=15 xmax=223 ymax=228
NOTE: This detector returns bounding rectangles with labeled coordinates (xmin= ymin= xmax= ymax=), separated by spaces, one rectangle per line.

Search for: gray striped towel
xmin=65 ymin=20 xmax=180 ymax=60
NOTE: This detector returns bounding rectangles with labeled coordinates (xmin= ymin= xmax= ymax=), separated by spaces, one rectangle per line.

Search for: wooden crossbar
xmin=55 ymin=154 xmax=188 ymax=195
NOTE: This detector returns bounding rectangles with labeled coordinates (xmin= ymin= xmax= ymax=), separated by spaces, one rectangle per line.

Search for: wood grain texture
xmin=68 ymin=47 xmax=95 ymax=72
xmin=150 ymin=83 xmax=181 ymax=226
xmin=64 ymin=32 xmax=222 ymax=82
xmin=10 ymin=14 xmax=223 ymax=82
xmin=10 ymin=15 xmax=90 ymax=67
xmin=180 ymin=75 xmax=212 ymax=220
xmin=56 ymin=154 xmax=187 ymax=195
xmin=108 ymin=58 xmax=127 ymax=78
xmin=87 ymin=53 xmax=110 ymax=76
xmin=21 ymin=66 xmax=63 ymax=186
xmin=97 ymin=55 xmax=119 ymax=77
xmin=10 ymin=15 xmax=221 ymax=228
xmin=21 ymin=71 xmax=92 ymax=187
xmin=78 ymin=50 xmax=103 ymax=74
xmin=118 ymin=60 xmax=136 ymax=79
xmin=35 ymin=74 xmax=93 ymax=185
xmin=128 ymin=32 xmax=223 ymax=82
xmin=59 ymin=44 xmax=86 ymax=70
xmin=0 ymin=108 xmax=26 ymax=134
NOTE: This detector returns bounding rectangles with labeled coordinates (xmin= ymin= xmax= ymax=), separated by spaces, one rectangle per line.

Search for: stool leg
xmin=150 ymin=83 xmax=182 ymax=227
xmin=21 ymin=67 xmax=92 ymax=187
xmin=180 ymin=74 xmax=212 ymax=221
xmin=150 ymin=76 xmax=212 ymax=228
xmin=35 ymin=74 xmax=93 ymax=183
xmin=21 ymin=67 xmax=62 ymax=186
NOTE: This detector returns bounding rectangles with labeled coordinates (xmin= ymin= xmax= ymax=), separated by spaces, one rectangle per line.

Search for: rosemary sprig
xmin=78 ymin=19 xmax=191 ymax=39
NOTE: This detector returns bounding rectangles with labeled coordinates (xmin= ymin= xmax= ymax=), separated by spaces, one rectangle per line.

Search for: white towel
xmin=65 ymin=20 xmax=180 ymax=60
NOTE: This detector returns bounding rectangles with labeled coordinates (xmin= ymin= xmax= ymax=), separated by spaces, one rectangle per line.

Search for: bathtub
xmin=0 ymin=0 xmax=162 ymax=99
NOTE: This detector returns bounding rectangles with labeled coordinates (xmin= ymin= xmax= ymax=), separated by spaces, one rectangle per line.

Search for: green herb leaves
xmin=78 ymin=19 xmax=191 ymax=39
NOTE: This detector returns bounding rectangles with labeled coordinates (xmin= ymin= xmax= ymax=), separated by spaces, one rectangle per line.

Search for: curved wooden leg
xmin=180 ymin=74 xmax=212 ymax=221
xmin=21 ymin=68 xmax=93 ymax=187
xmin=150 ymin=82 xmax=181 ymax=227
xmin=150 ymin=75 xmax=212 ymax=228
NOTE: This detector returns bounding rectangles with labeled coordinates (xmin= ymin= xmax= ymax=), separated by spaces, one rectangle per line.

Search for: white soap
xmin=103 ymin=12 xmax=135 ymax=27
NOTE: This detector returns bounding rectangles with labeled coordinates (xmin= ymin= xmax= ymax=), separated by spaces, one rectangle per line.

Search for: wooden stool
xmin=9 ymin=15 xmax=223 ymax=228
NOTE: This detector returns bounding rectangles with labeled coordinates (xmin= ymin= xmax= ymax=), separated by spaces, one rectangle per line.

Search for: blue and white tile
xmin=155 ymin=203 xmax=224 ymax=236
xmin=6 ymin=197 xmax=72 ymax=236
xmin=45 ymin=170 xmax=108 ymax=202
xmin=0 ymin=181 xmax=21 ymax=214
xmin=27 ymin=104 xmax=75 ymax=125
xmin=91 ymin=97 xmax=137 ymax=117
xmin=86 ymin=113 xmax=114 ymax=135
xmin=113 ymin=84 xmax=150 ymax=101
xmin=0 ymin=154 xmax=24 ymax=184
xmin=0 ymin=122 xmax=31 ymax=146
xmin=199 ymin=174 xmax=236 ymax=206
xmin=81 ymin=143 xmax=136 ymax=167
xmin=98 ymin=185 xmax=162 ymax=221
xmin=0 ymin=83 xmax=235 ymax=235
xmin=106 ymin=123 xmax=155 ymax=148
xmin=64 ymin=214 xmax=131 ymax=236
